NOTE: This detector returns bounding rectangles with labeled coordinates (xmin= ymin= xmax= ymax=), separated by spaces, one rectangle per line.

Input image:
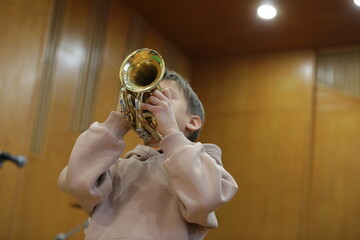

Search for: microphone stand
xmin=0 ymin=151 xmax=27 ymax=168
xmin=55 ymin=218 xmax=90 ymax=240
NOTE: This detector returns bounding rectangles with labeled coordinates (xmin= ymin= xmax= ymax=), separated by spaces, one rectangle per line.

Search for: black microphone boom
xmin=0 ymin=151 xmax=27 ymax=168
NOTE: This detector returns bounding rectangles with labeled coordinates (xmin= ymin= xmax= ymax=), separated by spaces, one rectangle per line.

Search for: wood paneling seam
xmin=123 ymin=13 xmax=144 ymax=58
xmin=30 ymin=0 xmax=67 ymax=153
xmin=71 ymin=0 xmax=111 ymax=132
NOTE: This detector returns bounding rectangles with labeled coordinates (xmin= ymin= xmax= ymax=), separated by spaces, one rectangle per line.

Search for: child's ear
xmin=186 ymin=115 xmax=202 ymax=132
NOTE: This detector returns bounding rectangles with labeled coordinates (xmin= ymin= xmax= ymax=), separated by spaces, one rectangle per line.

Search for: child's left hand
xmin=142 ymin=88 xmax=180 ymax=137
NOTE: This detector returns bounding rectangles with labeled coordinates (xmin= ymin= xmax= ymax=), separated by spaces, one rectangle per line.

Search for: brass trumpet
xmin=119 ymin=48 xmax=165 ymax=141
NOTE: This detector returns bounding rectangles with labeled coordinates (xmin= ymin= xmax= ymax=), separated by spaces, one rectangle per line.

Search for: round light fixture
xmin=257 ymin=4 xmax=277 ymax=20
xmin=354 ymin=0 xmax=360 ymax=7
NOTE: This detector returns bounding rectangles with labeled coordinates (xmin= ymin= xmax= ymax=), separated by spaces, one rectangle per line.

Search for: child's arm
xmin=143 ymin=86 xmax=238 ymax=227
xmin=160 ymin=132 xmax=238 ymax=229
xmin=58 ymin=111 xmax=129 ymax=215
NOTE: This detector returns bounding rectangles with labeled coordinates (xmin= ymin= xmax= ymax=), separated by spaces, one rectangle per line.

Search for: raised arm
xmin=58 ymin=111 xmax=129 ymax=215
xmin=160 ymin=132 xmax=238 ymax=228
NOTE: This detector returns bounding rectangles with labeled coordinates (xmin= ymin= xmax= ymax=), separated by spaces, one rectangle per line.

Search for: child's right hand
xmin=142 ymin=88 xmax=180 ymax=138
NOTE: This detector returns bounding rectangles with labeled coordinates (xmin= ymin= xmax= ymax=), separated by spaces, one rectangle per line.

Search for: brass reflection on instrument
xmin=119 ymin=48 xmax=165 ymax=141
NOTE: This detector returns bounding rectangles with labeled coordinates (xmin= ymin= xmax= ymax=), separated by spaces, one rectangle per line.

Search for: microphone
xmin=0 ymin=151 xmax=27 ymax=167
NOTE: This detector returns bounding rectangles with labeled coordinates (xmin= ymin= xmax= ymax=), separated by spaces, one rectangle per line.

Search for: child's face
xmin=159 ymin=79 xmax=193 ymax=136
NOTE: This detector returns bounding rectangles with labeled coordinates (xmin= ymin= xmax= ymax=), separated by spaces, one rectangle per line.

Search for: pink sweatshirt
xmin=58 ymin=111 xmax=238 ymax=240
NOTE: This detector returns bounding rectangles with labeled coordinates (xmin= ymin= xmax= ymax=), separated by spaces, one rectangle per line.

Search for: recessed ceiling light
xmin=257 ymin=4 xmax=277 ymax=20
xmin=354 ymin=0 xmax=360 ymax=7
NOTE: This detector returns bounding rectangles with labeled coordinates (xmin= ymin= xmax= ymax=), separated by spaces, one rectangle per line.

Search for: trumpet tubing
xmin=119 ymin=48 xmax=165 ymax=141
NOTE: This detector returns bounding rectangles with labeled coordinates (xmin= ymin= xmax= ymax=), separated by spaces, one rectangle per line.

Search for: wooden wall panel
xmin=307 ymin=87 xmax=360 ymax=240
xmin=192 ymin=51 xmax=316 ymax=240
xmin=0 ymin=0 xmax=53 ymax=239
xmin=317 ymin=49 xmax=360 ymax=97
xmin=12 ymin=0 xmax=93 ymax=239
xmin=0 ymin=0 xmax=192 ymax=239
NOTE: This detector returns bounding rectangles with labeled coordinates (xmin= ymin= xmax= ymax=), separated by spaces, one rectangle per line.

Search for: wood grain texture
xmin=192 ymin=51 xmax=316 ymax=240
xmin=0 ymin=0 xmax=53 ymax=238
xmin=71 ymin=0 xmax=111 ymax=132
xmin=120 ymin=0 xmax=360 ymax=59
xmin=30 ymin=0 xmax=67 ymax=153
xmin=307 ymin=86 xmax=360 ymax=240
xmin=317 ymin=49 xmax=360 ymax=97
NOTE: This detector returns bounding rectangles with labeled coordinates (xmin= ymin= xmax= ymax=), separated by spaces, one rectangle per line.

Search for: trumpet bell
xmin=118 ymin=48 xmax=166 ymax=141
xmin=120 ymin=48 xmax=165 ymax=93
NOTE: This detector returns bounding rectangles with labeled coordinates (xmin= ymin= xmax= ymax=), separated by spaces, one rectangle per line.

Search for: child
xmin=58 ymin=69 xmax=238 ymax=240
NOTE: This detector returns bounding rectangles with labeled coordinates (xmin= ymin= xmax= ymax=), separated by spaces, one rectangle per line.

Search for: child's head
xmin=160 ymin=69 xmax=205 ymax=142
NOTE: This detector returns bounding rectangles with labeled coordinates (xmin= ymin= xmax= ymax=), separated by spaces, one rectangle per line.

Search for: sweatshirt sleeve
xmin=58 ymin=111 xmax=127 ymax=215
xmin=159 ymin=131 xmax=238 ymax=228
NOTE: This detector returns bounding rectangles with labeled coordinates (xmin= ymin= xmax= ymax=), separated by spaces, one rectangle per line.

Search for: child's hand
xmin=142 ymin=88 xmax=180 ymax=137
